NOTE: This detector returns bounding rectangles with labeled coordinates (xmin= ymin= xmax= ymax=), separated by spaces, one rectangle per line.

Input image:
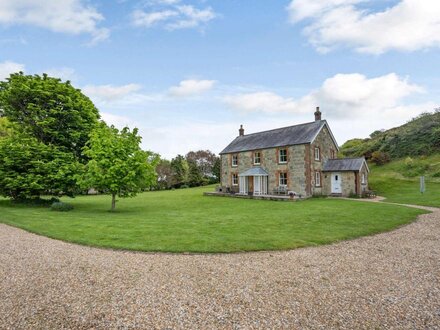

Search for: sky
xmin=0 ymin=0 xmax=439 ymax=159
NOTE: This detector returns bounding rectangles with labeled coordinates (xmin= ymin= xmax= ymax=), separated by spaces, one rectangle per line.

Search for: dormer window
xmin=232 ymin=154 xmax=238 ymax=167
xmin=314 ymin=147 xmax=320 ymax=161
xmin=254 ymin=151 xmax=261 ymax=165
xmin=279 ymin=149 xmax=287 ymax=163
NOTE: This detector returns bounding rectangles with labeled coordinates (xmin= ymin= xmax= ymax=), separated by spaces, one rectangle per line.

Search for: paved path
xmin=1 ymin=205 xmax=439 ymax=329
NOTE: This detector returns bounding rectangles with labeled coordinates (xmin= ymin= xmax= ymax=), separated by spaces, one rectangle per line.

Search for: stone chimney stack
xmin=239 ymin=124 xmax=244 ymax=136
xmin=314 ymin=106 xmax=322 ymax=121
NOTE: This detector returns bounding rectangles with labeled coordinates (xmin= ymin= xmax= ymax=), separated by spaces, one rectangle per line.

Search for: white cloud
xmin=132 ymin=10 xmax=178 ymax=27
xmin=0 ymin=60 xmax=25 ymax=80
xmin=224 ymin=92 xmax=298 ymax=113
xmin=82 ymin=84 xmax=143 ymax=103
xmin=0 ymin=0 xmax=109 ymax=44
xmin=224 ymin=73 xmax=424 ymax=119
xmin=132 ymin=3 xmax=216 ymax=30
xmin=287 ymin=0 xmax=440 ymax=54
xmin=168 ymin=79 xmax=216 ymax=97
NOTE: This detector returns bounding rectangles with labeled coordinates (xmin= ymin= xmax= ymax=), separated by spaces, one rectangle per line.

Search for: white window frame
xmin=315 ymin=171 xmax=321 ymax=187
xmin=254 ymin=151 xmax=261 ymax=165
xmin=279 ymin=149 xmax=287 ymax=163
xmin=232 ymin=154 xmax=238 ymax=167
xmin=232 ymin=173 xmax=238 ymax=186
xmin=314 ymin=147 xmax=320 ymax=161
xmin=279 ymin=172 xmax=287 ymax=186
xmin=361 ymin=173 xmax=366 ymax=184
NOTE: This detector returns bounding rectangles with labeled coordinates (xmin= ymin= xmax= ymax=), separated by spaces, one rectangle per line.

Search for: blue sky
xmin=1 ymin=0 xmax=439 ymax=158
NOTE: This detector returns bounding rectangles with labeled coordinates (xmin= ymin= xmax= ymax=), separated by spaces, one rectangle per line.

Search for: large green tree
xmin=0 ymin=73 xmax=100 ymax=199
xmin=0 ymin=135 xmax=80 ymax=199
xmin=0 ymin=73 xmax=99 ymax=158
xmin=81 ymin=123 xmax=158 ymax=211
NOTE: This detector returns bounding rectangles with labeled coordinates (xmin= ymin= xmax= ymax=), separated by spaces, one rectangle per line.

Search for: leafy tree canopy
xmin=0 ymin=117 xmax=13 ymax=139
xmin=0 ymin=135 xmax=80 ymax=199
xmin=80 ymin=123 xmax=158 ymax=211
xmin=0 ymin=72 xmax=100 ymax=158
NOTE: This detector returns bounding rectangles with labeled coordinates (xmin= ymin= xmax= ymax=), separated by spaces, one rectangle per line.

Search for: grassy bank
xmin=369 ymin=154 xmax=440 ymax=207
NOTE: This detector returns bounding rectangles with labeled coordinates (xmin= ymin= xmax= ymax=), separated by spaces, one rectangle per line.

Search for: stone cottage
xmin=219 ymin=107 xmax=369 ymax=197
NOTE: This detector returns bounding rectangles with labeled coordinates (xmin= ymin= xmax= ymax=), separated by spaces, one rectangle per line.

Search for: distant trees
xmin=155 ymin=159 xmax=173 ymax=190
xmin=154 ymin=150 xmax=220 ymax=189
xmin=80 ymin=123 xmax=158 ymax=211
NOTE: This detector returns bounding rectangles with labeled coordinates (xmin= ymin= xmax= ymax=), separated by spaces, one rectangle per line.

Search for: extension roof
xmin=322 ymin=158 xmax=369 ymax=172
xmin=220 ymin=120 xmax=337 ymax=154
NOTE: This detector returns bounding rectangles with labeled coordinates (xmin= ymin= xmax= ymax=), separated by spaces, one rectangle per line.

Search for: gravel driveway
xmin=1 ymin=206 xmax=439 ymax=329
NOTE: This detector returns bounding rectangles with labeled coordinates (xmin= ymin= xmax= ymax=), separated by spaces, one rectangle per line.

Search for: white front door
xmin=331 ymin=173 xmax=342 ymax=194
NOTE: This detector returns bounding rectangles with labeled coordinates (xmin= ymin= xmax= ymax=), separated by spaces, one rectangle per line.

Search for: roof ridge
xmin=329 ymin=157 xmax=365 ymax=160
xmin=237 ymin=120 xmax=325 ymax=138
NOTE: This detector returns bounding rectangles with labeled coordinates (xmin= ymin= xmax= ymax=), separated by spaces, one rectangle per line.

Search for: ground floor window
xmin=232 ymin=173 xmax=238 ymax=185
xmin=361 ymin=173 xmax=366 ymax=184
xmin=315 ymin=171 xmax=321 ymax=187
xmin=279 ymin=172 xmax=287 ymax=186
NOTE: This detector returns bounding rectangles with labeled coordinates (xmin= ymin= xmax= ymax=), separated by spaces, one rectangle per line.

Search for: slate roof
xmin=238 ymin=167 xmax=269 ymax=177
xmin=220 ymin=120 xmax=330 ymax=154
xmin=322 ymin=158 xmax=368 ymax=172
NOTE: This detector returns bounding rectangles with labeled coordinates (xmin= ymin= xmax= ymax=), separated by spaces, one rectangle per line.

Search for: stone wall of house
xmin=322 ymin=171 xmax=359 ymax=197
xmin=309 ymin=125 xmax=338 ymax=196
xmin=341 ymin=172 xmax=357 ymax=196
xmin=220 ymin=123 xmax=340 ymax=197
xmin=220 ymin=144 xmax=308 ymax=196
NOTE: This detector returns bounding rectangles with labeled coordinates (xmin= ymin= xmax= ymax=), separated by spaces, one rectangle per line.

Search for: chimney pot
xmin=314 ymin=106 xmax=322 ymax=121
xmin=239 ymin=124 xmax=244 ymax=136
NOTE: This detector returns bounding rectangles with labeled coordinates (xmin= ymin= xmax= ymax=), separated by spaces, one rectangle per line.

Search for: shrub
xmin=371 ymin=151 xmax=391 ymax=165
xmin=50 ymin=202 xmax=74 ymax=212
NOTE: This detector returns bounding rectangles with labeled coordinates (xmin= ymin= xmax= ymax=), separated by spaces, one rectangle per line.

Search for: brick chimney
xmin=239 ymin=124 xmax=244 ymax=136
xmin=314 ymin=106 xmax=322 ymax=121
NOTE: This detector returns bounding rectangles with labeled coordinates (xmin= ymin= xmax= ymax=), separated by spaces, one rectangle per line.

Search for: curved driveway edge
xmin=1 ymin=208 xmax=439 ymax=329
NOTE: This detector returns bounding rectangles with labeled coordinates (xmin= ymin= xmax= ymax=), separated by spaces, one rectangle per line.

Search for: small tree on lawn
xmin=81 ymin=123 xmax=158 ymax=211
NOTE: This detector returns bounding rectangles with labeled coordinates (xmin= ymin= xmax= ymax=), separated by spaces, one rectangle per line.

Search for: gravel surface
xmin=1 ymin=206 xmax=439 ymax=329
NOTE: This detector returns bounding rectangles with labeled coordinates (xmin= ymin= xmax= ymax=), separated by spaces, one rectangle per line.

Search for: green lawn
xmin=0 ymin=186 xmax=426 ymax=253
xmin=369 ymin=155 xmax=440 ymax=207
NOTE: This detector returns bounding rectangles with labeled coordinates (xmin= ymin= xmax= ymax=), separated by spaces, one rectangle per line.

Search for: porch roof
xmin=238 ymin=167 xmax=269 ymax=177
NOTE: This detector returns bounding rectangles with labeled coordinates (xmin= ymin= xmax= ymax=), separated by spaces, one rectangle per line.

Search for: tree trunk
xmin=111 ymin=193 xmax=116 ymax=211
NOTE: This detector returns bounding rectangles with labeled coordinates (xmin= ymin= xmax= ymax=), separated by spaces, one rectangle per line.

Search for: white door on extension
xmin=331 ymin=173 xmax=342 ymax=194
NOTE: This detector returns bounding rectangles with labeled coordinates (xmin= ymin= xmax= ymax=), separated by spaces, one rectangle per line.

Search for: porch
xmin=203 ymin=191 xmax=303 ymax=201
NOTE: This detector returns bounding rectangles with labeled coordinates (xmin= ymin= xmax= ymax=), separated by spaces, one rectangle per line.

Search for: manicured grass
xmin=0 ymin=186 xmax=426 ymax=253
xmin=369 ymin=156 xmax=440 ymax=207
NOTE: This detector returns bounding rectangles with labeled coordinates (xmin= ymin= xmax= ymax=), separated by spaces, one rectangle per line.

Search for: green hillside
xmin=340 ymin=110 xmax=440 ymax=207
xmin=341 ymin=110 xmax=440 ymax=159
xmin=368 ymin=154 xmax=440 ymax=207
